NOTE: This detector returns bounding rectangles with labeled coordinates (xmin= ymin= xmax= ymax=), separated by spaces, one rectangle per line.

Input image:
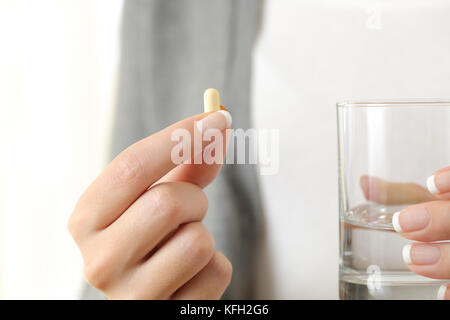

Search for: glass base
xmin=340 ymin=267 xmax=446 ymax=300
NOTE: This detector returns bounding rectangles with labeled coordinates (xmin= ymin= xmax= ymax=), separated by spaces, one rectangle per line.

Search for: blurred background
xmin=0 ymin=0 xmax=123 ymax=299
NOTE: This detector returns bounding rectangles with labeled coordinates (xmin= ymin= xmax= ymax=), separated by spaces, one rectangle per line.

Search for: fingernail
xmin=428 ymin=171 xmax=450 ymax=195
xmin=437 ymin=284 xmax=448 ymax=300
xmin=402 ymin=245 xmax=413 ymax=264
xmin=402 ymin=244 xmax=441 ymax=265
xmin=427 ymin=175 xmax=440 ymax=194
xmin=392 ymin=207 xmax=430 ymax=233
xmin=196 ymin=110 xmax=232 ymax=132
xmin=218 ymin=110 xmax=232 ymax=127
xmin=392 ymin=212 xmax=403 ymax=232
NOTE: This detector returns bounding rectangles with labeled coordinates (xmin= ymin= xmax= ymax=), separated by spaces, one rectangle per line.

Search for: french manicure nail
xmin=196 ymin=110 xmax=232 ymax=132
xmin=427 ymin=175 xmax=440 ymax=194
xmin=392 ymin=207 xmax=430 ymax=233
xmin=402 ymin=244 xmax=412 ymax=264
xmin=402 ymin=244 xmax=441 ymax=265
xmin=392 ymin=211 xmax=403 ymax=232
xmin=429 ymin=171 xmax=450 ymax=195
xmin=218 ymin=110 xmax=232 ymax=127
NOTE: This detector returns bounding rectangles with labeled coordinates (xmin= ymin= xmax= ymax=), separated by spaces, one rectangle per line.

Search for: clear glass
xmin=337 ymin=100 xmax=450 ymax=300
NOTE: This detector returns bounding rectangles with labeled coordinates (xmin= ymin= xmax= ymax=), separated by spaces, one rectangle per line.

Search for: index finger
xmin=73 ymin=110 xmax=231 ymax=232
xmin=426 ymin=166 xmax=450 ymax=200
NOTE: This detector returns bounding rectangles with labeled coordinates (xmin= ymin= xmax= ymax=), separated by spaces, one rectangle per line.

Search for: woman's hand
xmin=68 ymin=111 xmax=232 ymax=299
xmin=392 ymin=166 xmax=450 ymax=300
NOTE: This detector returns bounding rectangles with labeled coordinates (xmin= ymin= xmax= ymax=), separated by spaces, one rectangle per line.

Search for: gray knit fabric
xmin=81 ymin=0 xmax=263 ymax=300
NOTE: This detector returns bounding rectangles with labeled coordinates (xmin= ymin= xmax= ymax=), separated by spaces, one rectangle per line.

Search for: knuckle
xmin=179 ymin=183 xmax=209 ymax=218
xmin=115 ymin=150 xmax=144 ymax=184
xmin=151 ymin=184 xmax=181 ymax=220
xmin=185 ymin=224 xmax=215 ymax=264
xmin=149 ymin=182 xmax=209 ymax=222
xmin=68 ymin=197 xmax=92 ymax=241
xmin=83 ymin=255 xmax=113 ymax=290
xmin=212 ymin=252 xmax=233 ymax=286
xmin=67 ymin=211 xmax=85 ymax=240
xmin=180 ymin=183 xmax=209 ymax=219
xmin=196 ymin=187 xmax=209 ymax=216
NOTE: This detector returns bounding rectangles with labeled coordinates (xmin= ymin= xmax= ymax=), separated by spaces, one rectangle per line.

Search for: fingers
xmin=158 ymin=162 xmax=222 ymax=188
xmin=392 ymin=166 xmax=450 ymax=286
xmin=71 ymin=111 xmax=231 ymax=233
xmin=360 ymin=175 xmax=438 ymax=205
xmin=68 ymin=94 xmax=233 ymax=300
xmin=122 ymin=222 xmax=216 ymax=299
xmin=402 ymin=243 xmax=450 ymax=279
xmin=427 ymin=166 xmax=450 ymax=200
xmin=392 ymin=201 xmax=450 ymax=242
xmin=96 ymin=181 xmax=208 ymax=268
xmin=171 ymin=251 xmax=232 ymax=300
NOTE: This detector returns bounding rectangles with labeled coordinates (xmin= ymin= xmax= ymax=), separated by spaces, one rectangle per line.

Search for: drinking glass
xmin=337 ymin=100 xmax=450 ymax=299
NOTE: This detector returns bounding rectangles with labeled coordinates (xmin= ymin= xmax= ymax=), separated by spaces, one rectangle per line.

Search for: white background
xmin=0 ymin=0 xmax=123 ymax=299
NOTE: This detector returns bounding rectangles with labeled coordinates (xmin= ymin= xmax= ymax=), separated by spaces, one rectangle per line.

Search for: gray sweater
xmin=82 ymin=0 xmax=263 ymax=299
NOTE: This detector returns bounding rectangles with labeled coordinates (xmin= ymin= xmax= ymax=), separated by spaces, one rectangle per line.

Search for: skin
xmin=69 ymin=107 xmax=449 ymax=299
xmin=361 ymin=172 xmax=450 ymax=299
xmin=68 ymin=112 xmax=232 ymax=299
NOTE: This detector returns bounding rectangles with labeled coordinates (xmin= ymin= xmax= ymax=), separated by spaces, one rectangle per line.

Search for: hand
xmin=391 ymin=167 xmax=450 ymax=300
xmin=68 ymin=111 xmax=232 ymax=299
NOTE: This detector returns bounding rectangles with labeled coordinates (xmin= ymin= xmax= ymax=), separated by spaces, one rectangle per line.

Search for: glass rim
xmin=337 ymin=99 xmax=450 ymax=108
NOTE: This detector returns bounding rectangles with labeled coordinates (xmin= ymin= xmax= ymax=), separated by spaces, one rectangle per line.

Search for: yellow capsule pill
xmin=203 ymin=88 xmax=221 ymax=113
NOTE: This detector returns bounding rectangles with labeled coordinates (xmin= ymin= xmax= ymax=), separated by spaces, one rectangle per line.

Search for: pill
xmin=203 ymin=88 xmax=221 ymax=113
